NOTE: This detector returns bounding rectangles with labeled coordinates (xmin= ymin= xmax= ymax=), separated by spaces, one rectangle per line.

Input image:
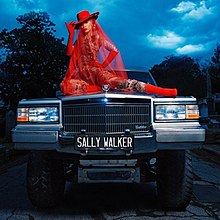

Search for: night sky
xmin=0 ymin=0 xmax=219 ymax=70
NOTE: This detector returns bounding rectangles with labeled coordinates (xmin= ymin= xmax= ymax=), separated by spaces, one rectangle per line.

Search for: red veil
xmin=61 ymin=20 xmax=127 ymax=95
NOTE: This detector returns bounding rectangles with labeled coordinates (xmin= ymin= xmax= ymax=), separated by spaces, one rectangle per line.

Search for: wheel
xmin=27 ymin=151 xmax=65 ymax=208
xmin=156 ymin=150 xmax=193 ymax=210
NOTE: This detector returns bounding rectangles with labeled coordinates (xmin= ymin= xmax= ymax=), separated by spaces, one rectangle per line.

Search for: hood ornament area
xmin=102 ymin=84 xmax=110 ymax=93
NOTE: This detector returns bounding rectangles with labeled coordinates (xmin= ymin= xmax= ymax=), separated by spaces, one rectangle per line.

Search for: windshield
xmin=127 ymin=71 xmax=157 ymax=86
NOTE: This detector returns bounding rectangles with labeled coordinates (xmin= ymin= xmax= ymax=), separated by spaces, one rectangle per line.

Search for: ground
xmin=0 ymin=145 xmax=219 ymax=219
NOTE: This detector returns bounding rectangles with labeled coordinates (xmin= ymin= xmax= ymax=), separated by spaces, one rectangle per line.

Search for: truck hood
xmin=59 ymin=91 xmax=197 ymax=102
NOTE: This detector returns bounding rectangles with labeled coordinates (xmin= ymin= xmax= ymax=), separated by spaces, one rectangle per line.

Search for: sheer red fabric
xmin=61 ymin=20 xmax=127 ymax=95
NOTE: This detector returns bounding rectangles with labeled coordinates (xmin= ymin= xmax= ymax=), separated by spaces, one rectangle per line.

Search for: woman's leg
xmin=96 ymin=70 xmax=177 ymax=97
xmin=145 ymin=83 xmax=177 ymax=97
xmin=113 ymin=78 xmax=177 ymax=97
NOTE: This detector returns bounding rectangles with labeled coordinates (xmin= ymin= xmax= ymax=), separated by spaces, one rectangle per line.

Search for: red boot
xmin=146 ymin=84 xmax=177 ymax=97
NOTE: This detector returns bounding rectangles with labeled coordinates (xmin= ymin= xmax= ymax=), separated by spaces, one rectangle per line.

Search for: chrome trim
xmin=12 ymin=129 xmax=58 ymax=143
xmin=14 ymin=124 xmax=62 ymax=130
xmin=156 ymin=127 xmax=205 ymax=142
xmin=18 ymin=98 xmax=61 ymax=105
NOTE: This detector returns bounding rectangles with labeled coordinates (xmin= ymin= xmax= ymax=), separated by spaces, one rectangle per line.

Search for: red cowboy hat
xmin=75 ymin=10 xmax=99 ymax=29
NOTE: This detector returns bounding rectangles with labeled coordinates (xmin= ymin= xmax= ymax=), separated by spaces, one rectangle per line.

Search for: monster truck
xmin=12 ymin=70 xmax=205 ymax=210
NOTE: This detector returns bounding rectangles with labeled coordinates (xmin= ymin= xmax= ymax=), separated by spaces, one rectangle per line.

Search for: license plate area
xmin=75 ymin=134 xmax=134 ymax=150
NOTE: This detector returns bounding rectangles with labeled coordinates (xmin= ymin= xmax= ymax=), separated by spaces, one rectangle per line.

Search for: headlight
xmin=17 ymin=107 xmax=59 ymax=123
xmin=155 ymin=105 xmax=199 ymax=120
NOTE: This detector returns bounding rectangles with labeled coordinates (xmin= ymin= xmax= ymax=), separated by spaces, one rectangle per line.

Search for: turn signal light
xmin=186 ymin=105 xmax=199 ymax=119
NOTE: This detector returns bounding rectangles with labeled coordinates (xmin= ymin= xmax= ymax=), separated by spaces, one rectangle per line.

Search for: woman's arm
xmin=101 ymin=40 xmax=119 ymax=68
xmin=101 ymin=50 xmax=118 ymax=68
xmin=65 ymin=21 xmax=76 ymax=56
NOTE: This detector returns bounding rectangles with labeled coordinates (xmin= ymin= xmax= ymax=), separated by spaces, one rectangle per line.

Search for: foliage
xmin=209 ymin=42 xmax=220 ymax=94
xmin=0 ymin=11 xmax=68 ymax=109
xmin=149 ymin=55 xmax=206 ymax=98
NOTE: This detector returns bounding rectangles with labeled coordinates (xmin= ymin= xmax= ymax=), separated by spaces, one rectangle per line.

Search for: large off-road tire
xmin=156 ymin=150 xmax=193 ymax=210
xmin=27 ymin=151 xmax=65 ymax=208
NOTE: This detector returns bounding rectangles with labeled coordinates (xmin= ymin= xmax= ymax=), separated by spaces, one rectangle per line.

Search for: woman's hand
xmin=65 ymin=21 xmax=76 ymax=56
xmin=65 ymin=21 xmax=76 ymax=36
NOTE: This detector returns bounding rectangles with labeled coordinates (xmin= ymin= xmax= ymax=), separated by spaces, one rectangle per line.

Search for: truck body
xmin=12 ymin=70 xmax=205 ymax=209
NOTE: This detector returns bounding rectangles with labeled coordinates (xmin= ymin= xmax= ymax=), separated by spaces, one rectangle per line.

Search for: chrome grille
xmin=63 ymin=103 xmax=150 ymax=134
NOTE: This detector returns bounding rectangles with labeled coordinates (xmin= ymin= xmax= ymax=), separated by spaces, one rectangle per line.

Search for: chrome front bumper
xmin=12 ymin=126 xmax=205 ymax=154
xmin=156 ymin=127 xmax=205 ymax=142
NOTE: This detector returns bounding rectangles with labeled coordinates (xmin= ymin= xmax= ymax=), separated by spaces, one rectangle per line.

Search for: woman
xmin=61 ymin=10 xmax=177 ymax=97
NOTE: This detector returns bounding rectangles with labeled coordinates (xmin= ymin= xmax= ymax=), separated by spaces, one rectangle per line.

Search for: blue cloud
xmin=147 ymin=31 xmax=185 ymax=49
xmin=171 ymin=0 xmax=214 ymax=21
xmin=176 ymin=44 xmax=205 ymax=54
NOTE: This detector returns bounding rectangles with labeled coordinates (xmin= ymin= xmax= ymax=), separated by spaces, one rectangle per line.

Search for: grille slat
xmin=63 ymin=103 xmax=150 ymax=134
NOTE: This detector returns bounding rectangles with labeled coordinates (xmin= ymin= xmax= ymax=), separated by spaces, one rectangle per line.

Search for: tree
xmin=0 ymin=11 xmax=68 ymax=109
xmin=209 ymin=42 xmax=220 ymax=94
xmin=149 ymin=55 xmax=206 ymax=98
